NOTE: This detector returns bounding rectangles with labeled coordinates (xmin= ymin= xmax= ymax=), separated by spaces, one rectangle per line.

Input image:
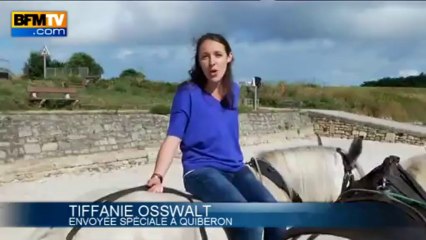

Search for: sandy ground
xmin=0 ymin=136 xmax=424 ymax=240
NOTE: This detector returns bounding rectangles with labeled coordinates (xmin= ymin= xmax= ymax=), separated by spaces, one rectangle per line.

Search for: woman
xmin=147 ymin=32 xmax=285 ymax=240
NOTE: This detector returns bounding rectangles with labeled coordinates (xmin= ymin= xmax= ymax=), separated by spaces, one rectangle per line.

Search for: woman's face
xmin=198 ymin=39 xmax=233 ymax=84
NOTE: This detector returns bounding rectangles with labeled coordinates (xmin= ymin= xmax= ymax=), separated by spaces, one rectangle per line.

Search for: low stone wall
xmin=308 ymin=110 xmax=426 ymax=146
xmin=0 ymin=110 xmax=313 ymax=164
xmin=1 ymin=108 xmax=425 ymax=167
xmin=2 ymin=108 xmax=426 ymax=184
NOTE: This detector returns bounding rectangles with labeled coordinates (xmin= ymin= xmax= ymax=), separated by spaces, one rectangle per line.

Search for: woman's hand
xmin=147 ymin=175 xmax=163 ymax=193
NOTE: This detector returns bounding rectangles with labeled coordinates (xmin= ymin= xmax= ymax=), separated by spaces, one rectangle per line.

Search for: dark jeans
xmin=183 ymin=165 xmax=286 ymax=240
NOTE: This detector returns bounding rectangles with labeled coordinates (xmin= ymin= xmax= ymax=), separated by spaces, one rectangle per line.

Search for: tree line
xmin=24 ymin=49 xmax=424 ymax=88
xmin=22 ymin=51 xmax=144 ymax=80
xmin=23 ymin=51 xmax=104 ymax=79
xmin=360 ymin=73 xmax=426 ymax=87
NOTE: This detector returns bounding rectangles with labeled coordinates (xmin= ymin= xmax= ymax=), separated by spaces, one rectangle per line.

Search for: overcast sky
xmin=1 ymin=1 xmax=426 ymax=86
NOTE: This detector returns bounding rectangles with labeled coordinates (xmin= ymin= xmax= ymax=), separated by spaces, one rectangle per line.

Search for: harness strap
xmin=248 ymin=157 xmax=303 ymax=202
xmin=284 ymin=189 xmax=426 ymax=240
xmin=390 ymin=164 xmax=426 ymax=202
xmin=66 ymin=185 xmax=208 ymax=240
xmin=336 ymin=148 xmax=356 ymax=193
xmin=336 ymin=188 xmax=426 ymax=227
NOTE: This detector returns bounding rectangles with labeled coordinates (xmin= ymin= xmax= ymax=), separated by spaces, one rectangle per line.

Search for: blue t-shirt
xmin=166 ymin=81 xmax=244 ymax=175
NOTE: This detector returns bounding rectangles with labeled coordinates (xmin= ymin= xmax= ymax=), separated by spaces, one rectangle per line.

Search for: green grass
xmin=0 ymin=80 xmax=31 ymax=111
xmin=1 ymin=78 xmax=426 ymax=123
xmin=243 ymin=82 xmax=426 ymax=123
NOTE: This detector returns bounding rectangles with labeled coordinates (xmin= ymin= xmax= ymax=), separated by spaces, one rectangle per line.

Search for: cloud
xmin=115 ymin=49 xmax=135 ymax=60
xmin=5 ymin=1 xmax=426 ymax=45
xmin=399 ymin=69 xmax=420 ymax=77
xmin=2 ymin=1 xmax=426 ymax=85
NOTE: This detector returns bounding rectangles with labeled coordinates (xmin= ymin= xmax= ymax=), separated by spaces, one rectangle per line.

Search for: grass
xmin=0 ymin=80 xmax=31 ymax=111
xmin=1 ymin=78 xmax=425 ymax=124
xmin=243 ymin=82 xmax=426 ymax=123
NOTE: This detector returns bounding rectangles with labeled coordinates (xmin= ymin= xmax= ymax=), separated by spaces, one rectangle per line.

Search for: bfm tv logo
xmin=11 ymin=11 xmax=67 ymax=37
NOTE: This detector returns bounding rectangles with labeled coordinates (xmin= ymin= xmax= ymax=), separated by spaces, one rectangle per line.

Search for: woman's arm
xmin=152 ymin=135 xmax=182 ymax=177
xmin=148 ymin=83 xmax=190 ymax=192
xmin=147 ymin=135 xmax=182 ymax=192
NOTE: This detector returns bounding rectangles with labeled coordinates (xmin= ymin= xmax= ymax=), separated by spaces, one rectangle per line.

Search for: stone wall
xmin=308 ymin=110 xmax=426 ymax=146
xmin=1 ymin=109 xmax=425 ymax=166
xmin=2 ymin=109 xmax=426 ymax=183
xmin=0 ymin=110 xmax=313 ymax=164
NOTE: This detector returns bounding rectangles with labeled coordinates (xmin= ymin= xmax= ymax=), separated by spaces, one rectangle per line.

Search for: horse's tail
xmin=315 ymin=133 xmax=323 ymax=146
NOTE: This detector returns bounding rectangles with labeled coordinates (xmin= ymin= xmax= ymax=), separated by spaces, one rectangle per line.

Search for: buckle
xmin=377 ymin=177 xmax=388 ymax=190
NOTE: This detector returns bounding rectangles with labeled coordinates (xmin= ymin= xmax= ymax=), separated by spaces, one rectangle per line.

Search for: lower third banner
xmin=0 ymin=202 xmax=416 ymax=228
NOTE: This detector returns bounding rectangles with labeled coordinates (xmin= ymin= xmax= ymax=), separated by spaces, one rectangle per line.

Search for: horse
xmin=247 ymin=135 xmax=365 ymax=203
xmin=27 ymin=136 xmax=425 ymax=240
xmin=27 ymin=135 xmax=363 ymax=240
xmin=258 ymin=138 xmax=426 ymax=240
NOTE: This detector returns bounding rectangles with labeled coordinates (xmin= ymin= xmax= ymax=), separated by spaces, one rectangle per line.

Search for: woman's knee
xmin=183 ymin=167 xmax=247 ymax=202
xmin=235 ymin=166 xmax=263 ymax=184
xmin=232 ymin=166 xmax=278 ymax=203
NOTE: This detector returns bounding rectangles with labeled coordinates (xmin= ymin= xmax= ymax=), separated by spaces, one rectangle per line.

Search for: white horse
xmin=254 ymin=136 xmax=426 ymax=204
xmin=28 ymin=136 xmax=426 ymax=240
xmin=250 ymin=135 xmax=365 ymax=202
xmin=249 ymin=136 xmax=426 ymax=240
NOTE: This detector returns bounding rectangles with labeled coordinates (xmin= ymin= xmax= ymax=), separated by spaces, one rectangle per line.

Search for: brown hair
xmin=188 ymin=33 xmax=235 ymax=109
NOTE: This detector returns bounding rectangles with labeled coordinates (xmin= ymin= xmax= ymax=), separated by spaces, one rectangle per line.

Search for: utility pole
xmin=252 ymin=76 xmax=262 ymax=111
xmin=40 ymin=45 xmax=50 ymax=79
xmin=254 ymin=84 xmax=258 ymax=111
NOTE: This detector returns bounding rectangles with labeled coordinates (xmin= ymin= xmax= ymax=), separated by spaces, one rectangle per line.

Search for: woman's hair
xmin=188 ymin=32 xmax=235 ymax=109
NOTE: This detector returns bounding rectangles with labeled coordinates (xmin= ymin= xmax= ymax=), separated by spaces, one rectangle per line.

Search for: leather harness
xmin=247 ymin=157 xmax=303 ymax=202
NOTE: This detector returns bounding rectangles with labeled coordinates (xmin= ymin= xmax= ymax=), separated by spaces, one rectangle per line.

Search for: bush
xmin=0 ymin=88 xmax=13 ymax=96
xmin=93 ymin=79 xmax=111 ymax=89
xmin=149 ymin=104 xmax=170 ymax=115
xmin=67 ymin=76 xmax=84 ymax=85
xmin=239 ymin=105 xmax=252 ymax=113
xmin=114 ymin=85 xmax=127 ymax=93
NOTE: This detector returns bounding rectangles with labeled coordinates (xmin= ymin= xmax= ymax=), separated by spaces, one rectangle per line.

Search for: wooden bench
xmin=27 ymin=86 xmax=80 ymax=108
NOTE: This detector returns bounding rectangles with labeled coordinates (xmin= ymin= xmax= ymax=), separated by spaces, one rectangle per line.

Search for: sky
xmin=1 ymin=1 xmax=426 ymax=86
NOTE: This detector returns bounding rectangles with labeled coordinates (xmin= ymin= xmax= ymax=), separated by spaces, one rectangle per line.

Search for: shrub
xmin=114 ymin=85 xmax=127 ymax=93
xmin=149 ymin=104 xmax=170 ymax=115
xmin=238 ymin=105 xmax=252 ymax=113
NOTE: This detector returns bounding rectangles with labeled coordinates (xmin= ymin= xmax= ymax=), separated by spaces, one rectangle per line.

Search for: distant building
xmin=0 ymin=58 xmax=12 ymax=80
xmin=0 ymin=68 xmax=12 ymax=80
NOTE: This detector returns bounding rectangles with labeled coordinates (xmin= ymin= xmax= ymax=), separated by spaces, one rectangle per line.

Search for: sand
xmin=0 ymin=136 xmax=424 ymax=240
